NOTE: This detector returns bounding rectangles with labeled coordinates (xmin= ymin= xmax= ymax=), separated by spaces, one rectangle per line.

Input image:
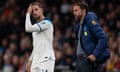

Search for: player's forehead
xmin=32 ymin=5 xmax=40 ymax=9
xmin=72 ymin=5 xmax=80 ymax=10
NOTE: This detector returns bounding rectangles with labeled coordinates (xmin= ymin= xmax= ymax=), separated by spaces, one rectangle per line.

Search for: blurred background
xmin=0 ymin=0 xmax=120 ymax=72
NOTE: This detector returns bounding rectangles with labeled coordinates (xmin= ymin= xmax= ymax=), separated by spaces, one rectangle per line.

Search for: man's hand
xmin=27 ymin=4 xmax=32 ymax=14
xmin=87 ymin=55 xmax=96 ymax=62
xmin=26 ymin=61 xmax=32 ymax=72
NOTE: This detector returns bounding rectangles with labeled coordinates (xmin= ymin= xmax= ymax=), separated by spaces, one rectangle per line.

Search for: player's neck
xmin=36 ymin=15 xmax=45 ymax=22
xmin=80 ymin=13 xmax=86 ymax=24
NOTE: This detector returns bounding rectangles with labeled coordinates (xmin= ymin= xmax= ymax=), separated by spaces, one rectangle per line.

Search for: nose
xmin=33 ymin=11 xmax=36 ymax=15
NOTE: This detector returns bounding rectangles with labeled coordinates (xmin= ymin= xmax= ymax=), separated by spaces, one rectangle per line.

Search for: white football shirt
xmin=25 ymin=13 xmax=55 ymax=64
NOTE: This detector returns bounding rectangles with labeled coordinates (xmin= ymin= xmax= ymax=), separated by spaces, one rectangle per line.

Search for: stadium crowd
xmin=0 ymin=0 xmax=120 ymax=72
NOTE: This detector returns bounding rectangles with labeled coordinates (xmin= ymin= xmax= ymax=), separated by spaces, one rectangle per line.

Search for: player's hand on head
xmin=27 ymin=4 xmax=32 ymax=14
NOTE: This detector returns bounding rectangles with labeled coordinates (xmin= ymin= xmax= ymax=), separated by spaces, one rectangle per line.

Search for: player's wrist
xmin=28 ymin=59 xmax=32 ymax=62
xmin=26 ymin=59 xmax=32 ymax=65
xmin=26 ymin=12 xmax=30 ymax=15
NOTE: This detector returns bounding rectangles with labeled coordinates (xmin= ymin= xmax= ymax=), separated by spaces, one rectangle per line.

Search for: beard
xmin=33 ymin=15 xmax=40 ymax=20
xmin=74 ymin=15 xmax=82 ymax=22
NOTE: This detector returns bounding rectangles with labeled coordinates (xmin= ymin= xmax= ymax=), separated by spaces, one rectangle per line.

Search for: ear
xmin=82 ymin=9 xmax=86 ymax=16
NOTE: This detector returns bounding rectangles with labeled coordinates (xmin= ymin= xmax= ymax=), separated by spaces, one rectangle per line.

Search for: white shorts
xmin=31 ymin=60 xmax=55 ymax=72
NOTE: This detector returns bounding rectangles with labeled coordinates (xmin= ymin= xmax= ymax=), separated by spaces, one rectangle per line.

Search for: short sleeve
xmin=35 ymin=20 xmax=51 ymax=31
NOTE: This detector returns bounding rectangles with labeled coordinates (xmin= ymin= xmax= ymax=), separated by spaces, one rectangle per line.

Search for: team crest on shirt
xmin=84 ymin=32 xmax=88 ymax=36
xmin=84 ymin=26 xmax=88 ymax=36
xmin=91 ymin=20 xmax=96 ymax=25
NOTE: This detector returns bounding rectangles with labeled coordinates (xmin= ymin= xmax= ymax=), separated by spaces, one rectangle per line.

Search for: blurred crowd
xmin=0 ymin=0 xmax=120 ymax=72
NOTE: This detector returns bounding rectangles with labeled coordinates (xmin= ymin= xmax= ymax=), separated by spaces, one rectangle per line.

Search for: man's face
xmin=32 ymin=5 xmax=42 ymax=19
xmin=72 ymin=5 xmax=83 ymax=21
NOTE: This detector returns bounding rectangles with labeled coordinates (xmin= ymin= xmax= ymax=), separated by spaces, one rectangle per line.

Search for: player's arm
xmin=26 ymin=53 xmax=32 ymax=72
xmin=87 ymin=14 xmax=108 ymax=60
xmin=25 ymin=13 xmax=40 ymax=32
xmin=25 ymin=5 xmax=50 ymax=32
xmin=29 ymin=50 xmax=34 ymax=61
xmin=26 ymin=48 xmax=34 ymax=72
xmin=25 ymin=14 xmax=50 ymax=32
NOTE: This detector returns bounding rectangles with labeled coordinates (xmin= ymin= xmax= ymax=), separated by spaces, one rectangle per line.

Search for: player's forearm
xmin=29 ymin=50 xmax=34 ymax=61
xmin=25 ymin=13 xmax=33 ymax=32
xmin=29 ymin=54 xmax=33 ymax=61
xmin=25 ymin=13 xmax=40 ymax=32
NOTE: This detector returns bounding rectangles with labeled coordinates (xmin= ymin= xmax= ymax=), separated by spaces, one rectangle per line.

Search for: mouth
xmin=33 ymin=14 xmax=37 ymax=16
xmin=33 ymin=15 xmax=38 ymax=18
xmin=75 ymin=16 xmax=78 ymax=19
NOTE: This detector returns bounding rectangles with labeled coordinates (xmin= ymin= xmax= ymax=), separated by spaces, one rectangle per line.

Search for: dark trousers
xmin=76 ymin=58 xmax=103 ymax=72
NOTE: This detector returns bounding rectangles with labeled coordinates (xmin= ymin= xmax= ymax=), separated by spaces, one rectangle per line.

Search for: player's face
xmin=72 ymin=5 xmax=83 ymax=21
xmin=32 ymin=5 xmax=43 ymax=19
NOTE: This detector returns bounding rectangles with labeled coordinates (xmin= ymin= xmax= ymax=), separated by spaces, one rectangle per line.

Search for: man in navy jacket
xmin=72 ymin=2 xmax=110 ymax=72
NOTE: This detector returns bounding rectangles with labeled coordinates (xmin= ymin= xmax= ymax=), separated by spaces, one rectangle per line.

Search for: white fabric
xmin=31 ymin=60 xmax=55 ymax=72
xmin=25 ymin=13 xmax=55 ymax=71
xmin=25 ymin=13 xmax=40 ymax=32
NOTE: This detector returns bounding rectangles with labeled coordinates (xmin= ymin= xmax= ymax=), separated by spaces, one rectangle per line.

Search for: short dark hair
xmin=73 ymin=2 xmax=89 ymax=13
xmin=31 ymin=2 xmax=43 ymax=8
